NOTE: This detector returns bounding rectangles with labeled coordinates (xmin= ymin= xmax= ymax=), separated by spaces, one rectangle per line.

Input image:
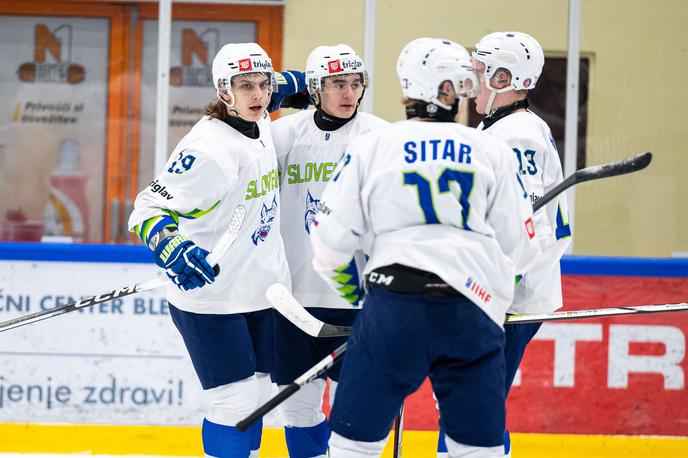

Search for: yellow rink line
xmin=0 ymin=424 xmax=686 ymax=457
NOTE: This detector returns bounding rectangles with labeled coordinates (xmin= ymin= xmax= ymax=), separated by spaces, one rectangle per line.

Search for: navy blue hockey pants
xmin=329 ymin=287 xmax=507 ymax=448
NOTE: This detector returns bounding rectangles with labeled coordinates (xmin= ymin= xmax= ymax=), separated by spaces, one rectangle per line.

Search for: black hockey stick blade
xmin=0 ymin=205 xmax=246 ymax=333
xmin=533 ymin=152 xmax=652 ymax=212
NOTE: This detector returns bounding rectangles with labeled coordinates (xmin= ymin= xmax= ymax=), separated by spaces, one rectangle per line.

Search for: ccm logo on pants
xmin=368 ymin=272 xmax=394 ymax=286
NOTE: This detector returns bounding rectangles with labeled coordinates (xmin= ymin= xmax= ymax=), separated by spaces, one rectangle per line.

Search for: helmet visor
xmin=231 ymin=72 xmax=275 ymax=96
xmin=316 ymin=72 xmax=367 ymax=95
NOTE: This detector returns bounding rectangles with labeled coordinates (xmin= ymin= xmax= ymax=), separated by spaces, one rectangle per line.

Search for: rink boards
xmin=0 ymin=243 xmax=687 ymax=455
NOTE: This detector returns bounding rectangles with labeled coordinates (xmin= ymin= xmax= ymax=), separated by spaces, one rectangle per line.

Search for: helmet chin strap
xmin=483 ymin=76 xmax=514 ymax=116
xmin=484 ymin=88 xmax=498 ymax=115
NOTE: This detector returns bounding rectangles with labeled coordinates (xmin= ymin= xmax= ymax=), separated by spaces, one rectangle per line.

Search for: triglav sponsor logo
xmin=249 ymin=59 xmax=272 ymax=70
xmin=149 ymin=179 xmax=174 ymax=200
xmin=17 ymin=24 xmax=85 ymax=85
xmin=340 ymin=59 xmax=363 ymax=72
xmin=238 ymin=58 xmax=253 ymax=71
xmin=327 ymin=59 xmax=342 ymax=73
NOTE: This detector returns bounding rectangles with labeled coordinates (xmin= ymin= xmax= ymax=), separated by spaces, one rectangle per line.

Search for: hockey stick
xmin=237 ymin=340 xmax=348 ymax=431
xmin=532 ymin=151 xmax=652 ymax=212
xmin=237 ymin=301 xmax=688 ymax=431
xmin=266 ymin=283 xmax=352 ymax=337
xmin=0 ymin=206 xmax=247 ymax=333
xmin=393 ymin=404 xmax=405 ymax=458
xmin=506 ymin=302 xmax=688 ymax=324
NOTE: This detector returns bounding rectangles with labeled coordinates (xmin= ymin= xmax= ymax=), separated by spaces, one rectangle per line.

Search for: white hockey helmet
xmin=396 ymin=38 xmax=476 ymax=109
xmin=305 ymin=44 xmax=368 ymax=97
xmin=211 ymin=42 xmax=276 ymax=105
xmin=472 ymin=31 xmax=545 ymax=91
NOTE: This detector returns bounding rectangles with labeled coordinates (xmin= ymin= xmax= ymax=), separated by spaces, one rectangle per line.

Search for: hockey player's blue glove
xmin=153 ymin=235 xmax=216 ymax=291
xmin=268 ymin=70 xmax=311 ymax=112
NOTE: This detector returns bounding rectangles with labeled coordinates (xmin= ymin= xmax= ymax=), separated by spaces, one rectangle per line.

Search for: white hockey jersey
xmin=272 ymin=110 xmax=389 ymax=309
xmin=128 ymin=115 xmax=290 ymax=314
xmin=310 ymin=120 xmax=541 ymax=327
xmin=479 ymin=110 xmax=572 ymax=314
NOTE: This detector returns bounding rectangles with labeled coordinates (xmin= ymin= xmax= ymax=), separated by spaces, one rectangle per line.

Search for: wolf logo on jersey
xmin=251 ymin=196 xmax=278 ymax=245
xmin=304 ymin=190 xmax=320 ymax=234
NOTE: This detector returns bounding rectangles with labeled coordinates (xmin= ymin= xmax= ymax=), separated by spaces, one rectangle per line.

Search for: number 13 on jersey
xmin=403 ymin=168 xmax=475 ymax=229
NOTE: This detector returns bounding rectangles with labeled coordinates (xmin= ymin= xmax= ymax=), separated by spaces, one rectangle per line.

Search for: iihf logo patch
xmin=238 ymin=58 xmax=253 ymax=71
xmin=465 ymin=276 xmax=492 ymax=304
xmin=304 ymin=190 xmax=320 ymax=234
xmin=328 ymin=59 xmax=342 ymax=73
xmin=252 ymin=196 xmax=277 ymax=245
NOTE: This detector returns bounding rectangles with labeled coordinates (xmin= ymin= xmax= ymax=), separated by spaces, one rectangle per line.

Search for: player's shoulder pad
xmin=491 ymin=112 xmax=551 ymax=152
xmin=271 ymin=109 xmax=314 ymax=150
xmin=354 ymin=111 xmax=391 ymax=130
xmin=183 ymin=117 xmax=241 ymax=170
xmin=271 ymin=108 xmax=314 ymax=130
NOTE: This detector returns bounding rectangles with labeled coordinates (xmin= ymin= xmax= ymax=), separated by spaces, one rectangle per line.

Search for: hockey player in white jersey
xmin=128 ymin=43 xmax=289 ymax=458
xmin=310 ymin=37 xmax=541 ymax=458
xmin=270 ymin=44 xmax=389 ymax=458
xmin=435 ymin=31 xmax=573 ymax=458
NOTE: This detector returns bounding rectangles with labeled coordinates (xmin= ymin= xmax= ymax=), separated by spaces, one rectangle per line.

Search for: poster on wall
xmin=0 ymin=16 xmax=110 ymax=243
xmin=138 ymin=20 xmax=256 ymax=188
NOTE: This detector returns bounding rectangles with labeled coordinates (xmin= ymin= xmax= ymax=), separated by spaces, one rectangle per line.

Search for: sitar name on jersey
xmin=245 ymin=168 xmax=279 ymax=200
xmin=404 ymin=139 xmax=472 ymax=164
xmin=286 ymin=162 xmax=337 ymax=184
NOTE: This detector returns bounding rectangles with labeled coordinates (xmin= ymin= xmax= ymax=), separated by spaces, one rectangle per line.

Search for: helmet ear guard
xmin=472 ymin=31 xmax=545 ymax=92
xmin=396 ymin=37 xmax=474 ymax=112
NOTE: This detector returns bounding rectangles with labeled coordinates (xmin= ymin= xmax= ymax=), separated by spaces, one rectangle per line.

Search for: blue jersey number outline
xmin=167 ymin=152 xmax=196 ymax=174
xmin=403 ymin=168 xmax=475 ymax=229
xmin=513 ymin=148 xmax=538 ymax=175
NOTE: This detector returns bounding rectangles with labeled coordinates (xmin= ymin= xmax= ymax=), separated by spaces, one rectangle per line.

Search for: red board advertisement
xmin=403 ymin=270 xmax=688 ymax=436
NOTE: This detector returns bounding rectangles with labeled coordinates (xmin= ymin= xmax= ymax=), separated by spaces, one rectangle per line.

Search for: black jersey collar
xmin=314 ymin=108 xmax=356 ymax=132
xmin=223 ymin=114 xmax=260 ymax=139
xmin=481 ymin=98 xmax=529 ymax=129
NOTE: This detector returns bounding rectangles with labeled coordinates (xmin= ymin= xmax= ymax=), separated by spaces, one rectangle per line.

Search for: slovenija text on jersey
xmin=286 ymin=162 xmax=337 ymax=184
xmin=245 ymin=168 xmax=279 ymax=200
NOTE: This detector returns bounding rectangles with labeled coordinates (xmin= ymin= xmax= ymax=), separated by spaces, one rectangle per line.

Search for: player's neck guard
xmin=314 ymin=108 xmax=356 ymax=132
xmin=483 ymin=98 xmax=529 ymax=129
xmin=405 ymin=99 xmax=458 ymax=122
xmin=224 ymin=113 xmax=260 ymax=139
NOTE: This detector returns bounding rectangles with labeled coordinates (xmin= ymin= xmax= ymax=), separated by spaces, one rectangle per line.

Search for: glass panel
xmin=0 ymin=15 xmax=109 ymax=243
xmin=137 ymin=20 xmax=256 ymax=190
